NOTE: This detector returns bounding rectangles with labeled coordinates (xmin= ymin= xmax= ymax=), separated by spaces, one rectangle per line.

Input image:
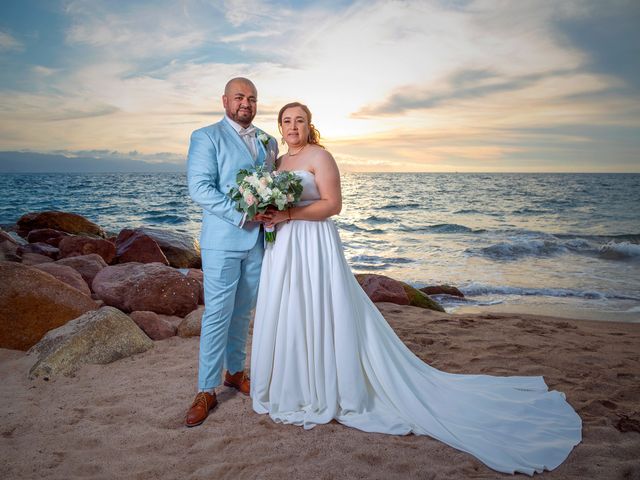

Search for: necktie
xmin=238 ymin=126 xmax=257 ymax=160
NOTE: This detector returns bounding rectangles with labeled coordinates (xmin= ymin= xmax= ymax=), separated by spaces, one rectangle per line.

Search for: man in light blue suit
xmin=185 ymin=77 xmax=277 ymax=427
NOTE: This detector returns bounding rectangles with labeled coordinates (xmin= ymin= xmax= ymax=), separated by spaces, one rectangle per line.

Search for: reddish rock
xmin=355 ymin=274 xmax=410 ymax=305
xmin=27 ymin=228 xmax=69 ymax=247
xmin=186 ymin=268 xmax=204 ymax=304
xmin=129 ymin=311 xmax=177 ymax=340
xmin=17 ymin=211 xmax=105 ymax=238
xmin=92 ymin=262 xmax=200 ymax=316
xmin=55 ymin=254 xmax=107 ymax=286
xmin=17 ymin=242 xmax=59 ymax=259
xmin=420 ymin=285 xmax=465 ymax=297
xmin=58 ymin=236 xmax=116 ymax=264
xmin=20 ymin=253 xmax=54 ymax=265
xmin=115 ymin=229 xmax=169 ymax=265
xmin=33 ymin=263 xmax=91 ymax=295
xmin=137 ymin=227 xmax=201 ymax=268
xmin=0 ymin=261 xmax=98 ymax=350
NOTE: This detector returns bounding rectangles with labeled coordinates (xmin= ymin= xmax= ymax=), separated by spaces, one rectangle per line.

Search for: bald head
xmin=224 ymin=77 xmax=257 ymax=97
xmin=222 ymin=77 xmax=258 ymax=127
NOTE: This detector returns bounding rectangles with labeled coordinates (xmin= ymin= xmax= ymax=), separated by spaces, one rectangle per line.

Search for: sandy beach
xmin=2 ymin=304 xmax=639 ymax=480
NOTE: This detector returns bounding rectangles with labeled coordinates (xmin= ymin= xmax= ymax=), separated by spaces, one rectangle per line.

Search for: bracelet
xmin=287 ymin=209 xmax=292 ymax=222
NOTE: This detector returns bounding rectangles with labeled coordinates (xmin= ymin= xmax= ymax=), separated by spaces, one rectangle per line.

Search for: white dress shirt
xmin=224 ymin=115 xmax=258 ymax=160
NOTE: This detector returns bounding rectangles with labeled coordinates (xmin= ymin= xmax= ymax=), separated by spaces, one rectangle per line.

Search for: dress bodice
xmin=294 ymin=170 xmax=320 ymax=205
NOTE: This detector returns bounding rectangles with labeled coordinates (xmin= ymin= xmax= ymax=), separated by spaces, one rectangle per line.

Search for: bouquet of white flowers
xmin=228 ymin=166 xmax=303 ymax=242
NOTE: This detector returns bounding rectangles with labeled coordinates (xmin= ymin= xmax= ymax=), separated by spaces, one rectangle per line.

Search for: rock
xmin=178 ymin=305 xmax=204 ymax=337
xmin=0 ymin=229 xmax=20 ymax=262
xmin=28 ymin=306 xmax=153 ymax=379
xmin=129 ymin=311 xmax=177 ymax=340
xmin=115 ymin=229 xmax=169 ymax=265
xmin=355 ymin=273 xmax=445 ymax=312
xmin=185 ymin=268 xmax=204 ymax=304
xmin=26 ymin=228 xmax=69 ymax=247
xmin=0 ymin=241 xmax=21 ymax=262
xmin=55 ymin=254 xmax=107 ymax=286
xmin=420 ymin=285 xmax=465 ymax=298
xmin=137 ymin=227 xmax=201 ymax=268
xmin=20 ymin=252 xmax=55 ymax=265
xmin=0 ymin=228 xmax=19 ymax=245
xmin=403 ymin=284 xmax=446 ymax=312
xmin=32 ymin=263 xmax=91 ymax=295
xmin=92 ymin=262 xmax=200 ymax=316
xmin=58 ymin=236 xmax=116 ymax=264
xmin=355 ymin=274 xmax=409 ymax=305
xmin=0 ymin=262 xmax=98 ymax=350
xmin=17 ymin=211 xmax=105 ymax=238
xmin=17 ymin=242 xmax=59 ymax=259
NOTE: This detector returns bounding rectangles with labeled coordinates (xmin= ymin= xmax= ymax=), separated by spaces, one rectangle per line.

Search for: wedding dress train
xmin=251 ymin=170 xmax=581 ymax=475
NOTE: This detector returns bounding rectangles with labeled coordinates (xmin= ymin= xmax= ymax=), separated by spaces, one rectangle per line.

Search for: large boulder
xmin=92 ymin=262 xmax=200 ymax=316
xmin=32 ymin=263 xmax=91 ymax=295
xmin=355 ymin=273 xmax=444 ymax=312
xmin=178 ymin=305 xmax=204 ymax=337
xmin=17 ymin=242 xmax=59 ymax=259
xmin=0 ymin=262 xmax=99 ymax=350
xmin=55 ymin=254 xmax=107 ymax=286
xmin=115 ymin=229 xmax=169 ymax=265
xmin=28 ymin=306 xmax=154 ymax=379
xmin=17 ymin=211 xmax=105 ymax=238
xmin=355 ymin=274 xmax=410 ymax=305
xmin=129 ymin=311 xmax=177 ymax=340
xmin=185 ymin=268 xmax=204 ymax=304
xmin=58 ymin=236 xmax=116 ymax=264
xmin=402 ymin=284 xmax=446 ymax=312
xmin=137 ymin=227 xmax=201 ymax=268
xmin=26 ymin=228 xmax=69 ymax=247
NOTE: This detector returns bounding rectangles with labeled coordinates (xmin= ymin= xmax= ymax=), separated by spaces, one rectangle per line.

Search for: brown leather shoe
xmin=185 ymin=392 xmax=217 ymax=427
xmin=224 ymin=370 xmax=250 ymax=395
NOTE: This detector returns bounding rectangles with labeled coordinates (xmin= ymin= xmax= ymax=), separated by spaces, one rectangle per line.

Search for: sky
xmin=0 ymin=0 xmax=639 ymax=172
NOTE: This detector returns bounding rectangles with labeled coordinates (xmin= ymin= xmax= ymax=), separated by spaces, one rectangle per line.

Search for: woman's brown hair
xmin=277 ymin=102 xmax=324 ymax=148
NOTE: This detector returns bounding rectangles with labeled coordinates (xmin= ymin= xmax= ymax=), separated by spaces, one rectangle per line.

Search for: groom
xmin=185 ymin=77 xmax=277 ymax=427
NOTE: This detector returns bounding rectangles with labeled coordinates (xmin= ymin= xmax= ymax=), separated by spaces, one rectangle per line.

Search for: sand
xmin=1 ymin=304 xmax=639 ymax=480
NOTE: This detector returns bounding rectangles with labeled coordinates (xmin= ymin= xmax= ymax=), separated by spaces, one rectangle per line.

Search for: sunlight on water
xmin=1 ymin=172 xmax=639 ymax=321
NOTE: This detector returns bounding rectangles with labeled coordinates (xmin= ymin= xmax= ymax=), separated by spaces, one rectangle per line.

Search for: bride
xmin=251 ymin=102 xmax=581 ymax=475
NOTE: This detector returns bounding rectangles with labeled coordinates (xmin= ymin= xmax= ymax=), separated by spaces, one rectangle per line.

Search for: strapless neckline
xmin=276 ymin=169 xmax=314 ymax=176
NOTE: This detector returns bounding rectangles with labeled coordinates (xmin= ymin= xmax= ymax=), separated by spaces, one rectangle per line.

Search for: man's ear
xmin=222 ymin=95 xmax=228 ymax=109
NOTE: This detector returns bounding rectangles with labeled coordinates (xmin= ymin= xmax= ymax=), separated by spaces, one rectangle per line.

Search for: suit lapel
xmin=256 ymin=136 xmax=266 ymax=166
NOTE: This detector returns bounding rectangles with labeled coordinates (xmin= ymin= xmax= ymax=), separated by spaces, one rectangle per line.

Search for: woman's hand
xmin=263 ymin=208 xmax=290 ymax=228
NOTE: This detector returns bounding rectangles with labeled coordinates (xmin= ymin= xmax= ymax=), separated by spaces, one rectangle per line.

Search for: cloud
xmin=0 ymin=30 xmax=24 ymax=52
xmin=356 ymin=68 xmax=580 ymax=116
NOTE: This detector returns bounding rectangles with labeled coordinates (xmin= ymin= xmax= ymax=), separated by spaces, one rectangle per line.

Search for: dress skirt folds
xmin=250 ymin=171 xmax=581 ymax=476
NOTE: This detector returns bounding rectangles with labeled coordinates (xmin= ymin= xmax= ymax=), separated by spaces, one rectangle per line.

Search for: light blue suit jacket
xmin=187 ymin=118 xmax=277 ymax=251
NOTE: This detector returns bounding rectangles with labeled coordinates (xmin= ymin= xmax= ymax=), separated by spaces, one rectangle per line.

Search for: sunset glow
xmin=0 ymin=1 xmax=638 ymax=172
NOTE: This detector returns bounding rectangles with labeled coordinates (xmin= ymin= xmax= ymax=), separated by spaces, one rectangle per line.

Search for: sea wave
xmin=398 ymin=223 xmax=486 ymax=234
xmin=469 ymin=235 xmax=640 ymax=261
xmin=461 ymin=283 xmax=640 ymax=301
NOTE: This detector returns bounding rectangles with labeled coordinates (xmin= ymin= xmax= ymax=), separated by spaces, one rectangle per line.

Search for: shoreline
xmin=2 ymin=305 xmax=639 ymax=479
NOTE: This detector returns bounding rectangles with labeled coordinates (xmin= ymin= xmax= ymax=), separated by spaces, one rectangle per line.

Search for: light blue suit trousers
xmin=187 ymin=117 xmax=277 ymax=390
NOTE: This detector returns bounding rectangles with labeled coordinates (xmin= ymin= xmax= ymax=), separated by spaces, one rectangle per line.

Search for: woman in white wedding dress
xmin=251 ymin=102 xmax=581 ymax=476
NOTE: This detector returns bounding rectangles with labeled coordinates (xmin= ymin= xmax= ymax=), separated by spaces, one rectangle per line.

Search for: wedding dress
xmin=251 ymin=170 xmax=581 ymax=475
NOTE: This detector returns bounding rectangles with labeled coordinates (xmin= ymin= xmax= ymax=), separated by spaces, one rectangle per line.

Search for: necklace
xmin=287 ymin=144 xmax=307 ymax=157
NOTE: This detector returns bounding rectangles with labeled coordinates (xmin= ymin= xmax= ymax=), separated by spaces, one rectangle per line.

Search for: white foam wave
xmin=599 ymin=241 xmax=640 ymax=260
xmin=460 ymin=283 xmax=639 ymax=301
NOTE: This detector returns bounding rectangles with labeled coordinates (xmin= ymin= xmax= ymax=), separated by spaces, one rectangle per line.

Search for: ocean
xmin=1 ymin=172 xmax=639 ymax=322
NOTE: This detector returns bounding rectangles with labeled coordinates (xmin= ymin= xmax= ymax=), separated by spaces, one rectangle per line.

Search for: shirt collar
xmin=224 ymin=114 xmax=254 ymax=134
